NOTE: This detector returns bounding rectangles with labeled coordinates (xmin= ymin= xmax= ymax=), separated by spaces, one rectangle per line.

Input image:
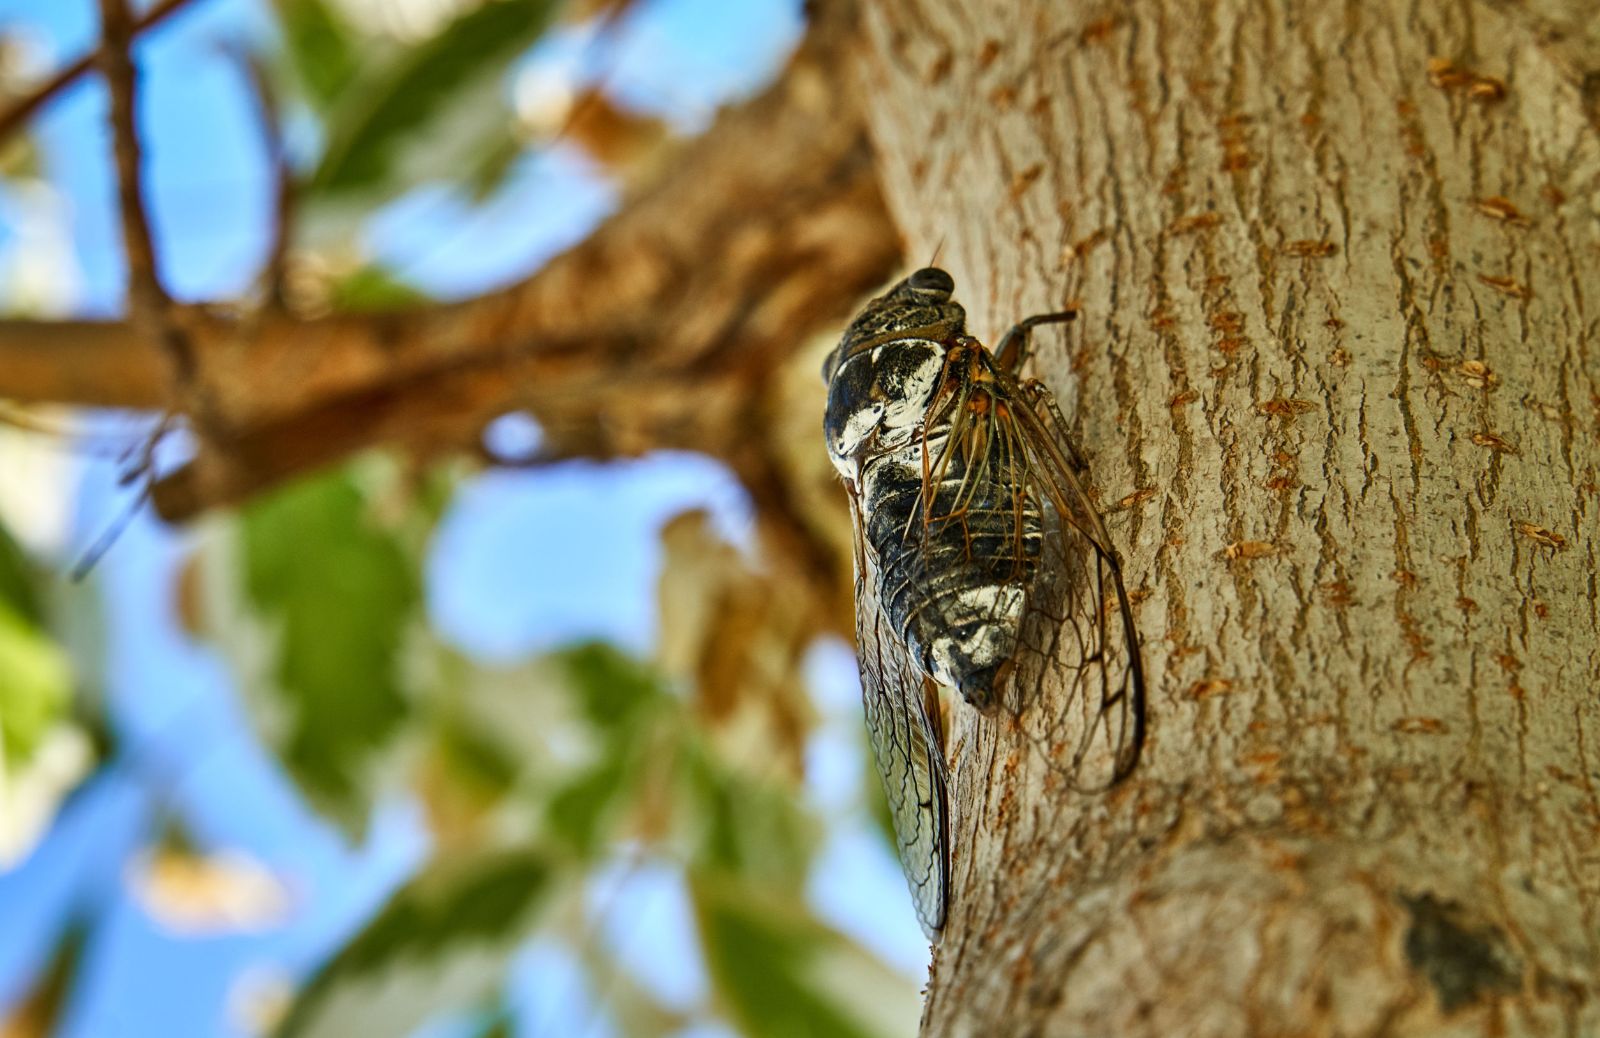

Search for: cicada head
xmin=822 ymin=268 xmax=968 ymax=475
xmin=823 ymin=268 xmax=964 ymax=382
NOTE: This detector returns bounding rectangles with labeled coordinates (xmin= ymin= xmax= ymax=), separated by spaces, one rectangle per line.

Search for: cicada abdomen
xmin=823 ymin=267 xmax=1146 ymax=938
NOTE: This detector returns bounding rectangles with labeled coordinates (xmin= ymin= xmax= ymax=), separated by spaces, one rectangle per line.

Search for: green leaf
xmin=242 ymin=470 xmax=418 ymax=820
xmin=0 ymin=601 xmax=71 ymax=767
xmin=540 ymin=644 xmax=668 ymax=857
xmin=310 ymin=0 xmax=561 ymax=196
xmin=680 ymin=741 xmax=817 ymax=892
xmin=342 ymin=850 xmax=550 ymax=970
xmin=0 ymin=519 xmax=42 ymax=627
xmin=545 ymin=749 xmax=630 ymax=858
xmin=327 ymin=264 xmax=429 ymax=311
xmin=277 ymin=0 xmax=361 ymax=109
xmin=279 ymin=847 xmax=551 ymax=1038
xmin=557 ymin=642 xmax=664 ymax=733
xmin=464 ymin=132 xmax=525 ymax=202
xmin=436 ymin=716 xmax=521 ymax=800
xmin=692 ymin=878 xmax=920 ymax=1038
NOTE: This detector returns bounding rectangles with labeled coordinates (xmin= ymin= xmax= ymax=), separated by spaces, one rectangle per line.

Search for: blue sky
xmin=0 ymin=0 xmax=924 ymax=1034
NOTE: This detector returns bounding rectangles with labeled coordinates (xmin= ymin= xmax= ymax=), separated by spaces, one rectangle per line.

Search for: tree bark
xmin=854 ymin=0 xmax=1600 ymax=1034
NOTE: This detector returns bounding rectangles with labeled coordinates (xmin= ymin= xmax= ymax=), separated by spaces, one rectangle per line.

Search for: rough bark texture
xmin=855 ymin=1 xmax=1600 ymax=1035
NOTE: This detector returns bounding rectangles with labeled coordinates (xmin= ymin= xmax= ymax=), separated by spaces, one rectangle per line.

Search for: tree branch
xmin=232 ymin=47 xmax=293 ymax=310
xmin=95 ymin=0 xmax=161 ymax=319
xmin=95 ymin=0 xmax=199 ymax=390
xmin=0 ymin=2 xmax=899 ymax=530
xmin=0 ymin=321 xmax=167 ymax=408
xmin=0 ymin=0 xmax=203 ymax=145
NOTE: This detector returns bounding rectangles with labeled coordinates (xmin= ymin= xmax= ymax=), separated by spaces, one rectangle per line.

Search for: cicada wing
xmin=848 ymin=487 xmax=950 ymax=939
xmin=1001 ymin=376 xmax=1147 ymax=793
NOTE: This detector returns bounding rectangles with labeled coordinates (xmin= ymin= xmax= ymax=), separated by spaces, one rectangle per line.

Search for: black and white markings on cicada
xmin=822 ymin=267 xmax=1146 ymax=939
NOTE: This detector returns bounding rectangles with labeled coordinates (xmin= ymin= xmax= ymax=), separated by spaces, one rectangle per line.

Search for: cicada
xmin=822 ymin=267 xmax=1145 ymax=938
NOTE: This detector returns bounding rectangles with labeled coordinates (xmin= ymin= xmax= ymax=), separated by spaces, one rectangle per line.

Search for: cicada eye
xmin=821 ymin=348 xmax=843 ymax=384
xmin=907 ymin=267 xmax=955 ymax=300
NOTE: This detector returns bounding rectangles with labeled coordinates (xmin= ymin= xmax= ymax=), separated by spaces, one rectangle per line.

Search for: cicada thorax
xmin=853 ymin=338 xmax=1050 ymax=710
xmin=823 ymin=272 xmax=967 ymax=472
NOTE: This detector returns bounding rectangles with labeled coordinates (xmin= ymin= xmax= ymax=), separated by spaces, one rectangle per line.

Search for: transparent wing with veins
xmin=847 ymin=488 xmax=950 ymax=939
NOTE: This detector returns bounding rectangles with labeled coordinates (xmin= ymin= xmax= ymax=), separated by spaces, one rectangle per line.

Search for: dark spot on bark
xmin=1583 ymin=72 xmax=1600 ymax=134
xmin=1402 ymin=894 xmax=1519 ymax=1013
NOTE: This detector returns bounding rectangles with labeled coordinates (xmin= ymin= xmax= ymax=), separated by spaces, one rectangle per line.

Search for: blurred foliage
xmin=694 ymin=880 xmax=918 ymax=1038
xmin=1 ymin=0 xmax=917 ymax=1034
xmin=327 ymin=264 xmax=432 ymax=310
xmin=0 ymin=602 xmax=69 ymax=768
xmin=0 ymin=513 xmax=84 ymax=863
xmin=184 ymin=461 xmax=913 ymax=1037
xmin=278 ymin=847 xmax=554 ymax=1038
xmin=163 ymin=446 xmax=913 ymax=1035
xmin=240 ymin=470 xmax=419 ymax=819
xmin=309 ymin=0 xmax=562 ymax=196
xmin=257 ymin=0 xmax=678 ymax=314
xmin=284 ymin=0 xmax=583 ymax=269
xmin=0 ymin=522 xmax=43 ymax=626
xmin=0 ymin=131 xmax=41 ymax=182
xmin=277 ymin=0 xmax=362 ymax=110
xmin=0 ymin=501 xmax=94 ymax=1038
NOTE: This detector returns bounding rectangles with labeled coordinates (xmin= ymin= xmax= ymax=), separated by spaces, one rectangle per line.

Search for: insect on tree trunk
xmin=852 ymin=1 xmax=1600 ymax=1033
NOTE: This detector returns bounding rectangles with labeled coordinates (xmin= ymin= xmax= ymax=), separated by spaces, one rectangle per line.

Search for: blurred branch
xmin=0 ymin=0 xmax=897 ymax=527
xmin=0 ymin=0 xmax=204 ymax=146
xmin=64 ymin=0 xmax=206 ymax=577
xmin=0 ymin=321 xmax=168 ymax=408
xmin=95 ymin=0 xmax=198 ymax=389
xmin=233 ymin=47 xmax=294 ymax=309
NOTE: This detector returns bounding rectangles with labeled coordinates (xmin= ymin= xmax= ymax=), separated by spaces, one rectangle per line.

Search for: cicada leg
xmin=1016 ymin=377 xmax=1090 ymax=475
xmin=994 ymin=309 xmax=1077 ymax=373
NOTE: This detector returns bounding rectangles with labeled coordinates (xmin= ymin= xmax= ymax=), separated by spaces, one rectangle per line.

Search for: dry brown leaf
xmin=127 ymin=848 xmax=292 ymax=935
xmin=656 ymin=510 xmax=817 ymax=782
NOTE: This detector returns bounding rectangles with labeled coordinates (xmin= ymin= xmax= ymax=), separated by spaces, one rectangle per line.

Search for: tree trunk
xmin=853 ymin=1 xmax=1600 ymax=1034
